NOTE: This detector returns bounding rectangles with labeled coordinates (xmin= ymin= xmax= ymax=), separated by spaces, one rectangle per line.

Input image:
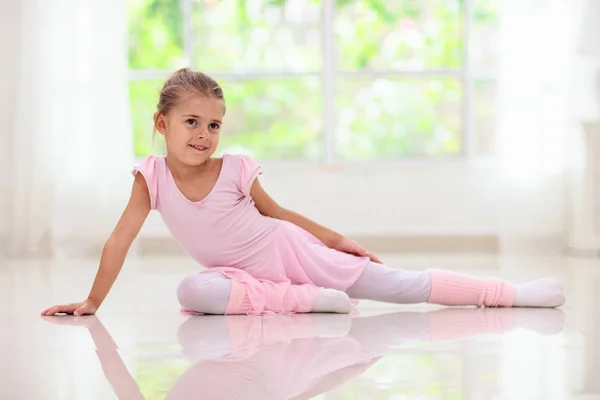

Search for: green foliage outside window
xmin=127 ymin=0 xmax=498 ymax=159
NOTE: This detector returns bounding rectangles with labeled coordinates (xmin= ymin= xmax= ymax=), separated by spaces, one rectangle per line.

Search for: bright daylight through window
xmin=127 ymin=0 xmax=499 ymax=161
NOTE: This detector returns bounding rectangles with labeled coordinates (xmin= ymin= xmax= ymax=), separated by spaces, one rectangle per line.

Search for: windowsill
xmin=133 ymin=154 xmax=497 ymax=172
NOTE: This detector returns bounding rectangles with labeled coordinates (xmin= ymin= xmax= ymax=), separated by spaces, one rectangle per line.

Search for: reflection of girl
xmin=42 ymin=68 xmax=565 ymax=317
xmin=43 ymin=308 xmax=564 ymax=400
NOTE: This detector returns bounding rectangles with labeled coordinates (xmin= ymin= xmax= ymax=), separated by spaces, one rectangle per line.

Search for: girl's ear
xmin=154 ymin=112 xmax=167 ymax=136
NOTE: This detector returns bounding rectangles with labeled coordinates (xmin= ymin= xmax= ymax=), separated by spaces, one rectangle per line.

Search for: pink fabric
xmin=214 ymin=267 xmax=321 ymax=315
xmin=426 ymin=269 xmax=515 ymax=307
xmin=132 ymin=156 xmax=158 ymax=210
xmin=132 ymin=154 xmax=369 ymax=291
xmin=180 ymin=308 xmax=203 ymax=316
xmin=178 ymin=268 xmax=361 ymax=316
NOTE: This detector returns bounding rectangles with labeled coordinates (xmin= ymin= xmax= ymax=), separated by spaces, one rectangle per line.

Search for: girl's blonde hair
xmin=153 ymin=68 xmax=225 ymax=134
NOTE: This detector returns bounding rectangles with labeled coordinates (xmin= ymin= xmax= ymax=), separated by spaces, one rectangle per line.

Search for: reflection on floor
xmin=2 ymin=254 xmax=599 ymax=400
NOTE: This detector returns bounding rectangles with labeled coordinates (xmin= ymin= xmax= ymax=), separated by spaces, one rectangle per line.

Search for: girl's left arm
xmin=250 ymin=178 xmax=382 ymax=263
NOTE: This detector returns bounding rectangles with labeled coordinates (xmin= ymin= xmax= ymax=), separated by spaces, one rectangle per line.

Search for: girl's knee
xmin=177 ymin=273 xmax=231 ymax=314
xmin=176 ymin=274 xmax=203 ymax=309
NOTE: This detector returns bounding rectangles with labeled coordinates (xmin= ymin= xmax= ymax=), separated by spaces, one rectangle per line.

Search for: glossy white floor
xmin=1 ymin=253 xmax=599 ymax=400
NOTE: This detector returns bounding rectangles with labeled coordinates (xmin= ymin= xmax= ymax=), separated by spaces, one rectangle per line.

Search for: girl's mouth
xmin=189 ymin=144 xmax=208 ymax=151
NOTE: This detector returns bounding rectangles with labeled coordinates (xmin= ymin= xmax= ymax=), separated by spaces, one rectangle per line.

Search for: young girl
xmin=41 ymin=68 xmax=565 ymax=317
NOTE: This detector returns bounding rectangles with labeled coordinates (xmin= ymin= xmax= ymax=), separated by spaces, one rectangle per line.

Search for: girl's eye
xmin=185 ymin=119 xmax=198 ymax=126
xmin=209 ymin=123 xmax=220 ymax=130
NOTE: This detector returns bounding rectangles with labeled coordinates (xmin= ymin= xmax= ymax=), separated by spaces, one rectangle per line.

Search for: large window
xmin=128 ymin=0 xmax=499 ymax=161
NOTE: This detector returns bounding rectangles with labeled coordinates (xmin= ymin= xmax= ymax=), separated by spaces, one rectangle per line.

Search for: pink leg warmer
xmin=426 ymin=269 xmax=515 ymax=307
xmin=226 ymin=278 xmax=322 ymax=315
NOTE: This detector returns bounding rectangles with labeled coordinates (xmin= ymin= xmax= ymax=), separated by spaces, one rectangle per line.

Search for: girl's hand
xmin=332 ymin=236 xmax=383 ymax=264
xmin=41 ymin=299 xmax=98 ymax=316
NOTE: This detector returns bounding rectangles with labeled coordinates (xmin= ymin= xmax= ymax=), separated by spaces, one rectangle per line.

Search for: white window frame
xmin=129 ymin=0 xmax=496 ymax=164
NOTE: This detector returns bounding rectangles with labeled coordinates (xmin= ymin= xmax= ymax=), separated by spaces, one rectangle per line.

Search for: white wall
xmin=141 ymin=159 xmax=500 ymax=238
xmin=0 ymin=0 xmax=21 ymax=243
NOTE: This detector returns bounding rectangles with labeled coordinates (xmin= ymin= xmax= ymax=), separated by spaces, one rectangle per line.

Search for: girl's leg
xmin=177 ymin=272 xmax=233 ymax=314
xmin=426 ymin=269 xmax=565 ymax=308
xmin=176 ymin=272 xmax=353 ymax=315
xmin=345 ymin=262 xmax=565 ymax=308
xmin=345 ymin=262 xmax=432 ymax=304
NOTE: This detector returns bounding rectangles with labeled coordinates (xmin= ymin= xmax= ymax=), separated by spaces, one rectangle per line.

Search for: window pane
xmin=470 ymin=0 xmax=500 ymax=70
xmin=472 ymin=79 xmax=497 ymax=156
xmin=130 ymin=80 xmax=165 ymax=157
xmin=219 ymin=78 xmax=322 ymax=160
xmin=191 ymin=0 xmax=321 ymax=72
xmin=336 ymin=78 xmax=461 ymax=159
xmin=127 ymin=0 xmax=186 ymax=69
xmin=335 ymin=0 xmax=462 ymax=70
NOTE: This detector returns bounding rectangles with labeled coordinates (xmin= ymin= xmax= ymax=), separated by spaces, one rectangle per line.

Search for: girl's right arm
xmin=41 ymin=173 xmax=151 ymax=316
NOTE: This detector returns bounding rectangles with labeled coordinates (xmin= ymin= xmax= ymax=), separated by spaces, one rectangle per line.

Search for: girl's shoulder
xmin=221 ymin=153 xmax=262 ymax=195
xmin=221 ymin=152 xmax=260 ymax=171
xmin=131 ymin=155 xmax=167 ymax=210
xmin=138 ymin=154 xmax=166 ymax=165
xmin=133 ymin=154 xmax=167 ymax=173
xmin=224 ymin=152 xmax=260 ymax=163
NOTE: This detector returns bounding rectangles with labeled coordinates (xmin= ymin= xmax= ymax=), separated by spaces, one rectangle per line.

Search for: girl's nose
xmin=197 ymin=128 xmax=208 ymax=139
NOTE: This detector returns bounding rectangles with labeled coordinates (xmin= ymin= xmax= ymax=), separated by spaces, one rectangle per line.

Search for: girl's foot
xmin=513 ymin=278 xmax=565 ymax=308
xmin=313 ymin=289 xmax=352 ymax=314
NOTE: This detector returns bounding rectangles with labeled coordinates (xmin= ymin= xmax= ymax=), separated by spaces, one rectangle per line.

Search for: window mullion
xmin=182 ymin=0 xmax=194 ymax=67
xmin=461 ymin=0 xmax=473 ymax=157
xmin=322 ymin=0 xmax=336 ymax=164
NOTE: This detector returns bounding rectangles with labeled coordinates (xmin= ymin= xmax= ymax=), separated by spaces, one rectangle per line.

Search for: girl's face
xmin=155 ymin=94 xmax=225 ymax=166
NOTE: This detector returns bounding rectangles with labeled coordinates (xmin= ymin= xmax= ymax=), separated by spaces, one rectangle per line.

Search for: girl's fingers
xmin=45 ymin=307 xmax=60 ymax=316
xmin=354 ymin=250 xmax=367 ymax=258
xmin=367 ymin=252 xmax=383 ymax=264
xmin=42 ymin=304 xmax=77 ymax=316
xmin=42 ymin=305 xmax=61 ymax=315
xmin=353 ymin=244 xmax=368 ymax=256
xmin=355 ymin=245 xmax=377 ymax=262
xmin=74 ymin=306 xmax=86 ymax=316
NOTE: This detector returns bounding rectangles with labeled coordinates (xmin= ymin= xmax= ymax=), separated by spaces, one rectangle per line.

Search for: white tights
xmin=176 ymin=262 xmax=433 ymax=314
